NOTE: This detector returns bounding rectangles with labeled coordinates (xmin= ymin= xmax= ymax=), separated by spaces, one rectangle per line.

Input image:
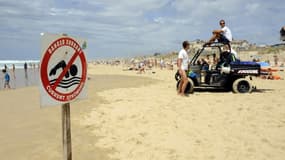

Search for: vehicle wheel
xmin=176 ymin=80 xmax=181 ymax=90
xmin=176 ymin=78 xmax=194 ymax=94
xmin=175 ymin=70 xmax=180 ymax=81
xmin=232 ymin=78 xmax=252 ymax=93
xmin=187 ymin=78 xmax=194 ymax=94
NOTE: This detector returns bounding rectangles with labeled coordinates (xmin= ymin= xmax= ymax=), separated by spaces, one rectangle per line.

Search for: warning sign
xmin=40 ymin=33 xmax=87 ymax=107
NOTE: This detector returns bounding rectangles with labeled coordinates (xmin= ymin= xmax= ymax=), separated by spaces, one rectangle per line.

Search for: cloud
xmin=0 ymin=0 xmax=284 ymax=60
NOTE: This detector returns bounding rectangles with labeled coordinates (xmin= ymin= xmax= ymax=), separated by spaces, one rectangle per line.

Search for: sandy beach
xmin=0 ymin=64 xmax=285 ymax=160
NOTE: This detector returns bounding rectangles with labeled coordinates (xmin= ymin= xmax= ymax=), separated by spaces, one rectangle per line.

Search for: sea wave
xmin=0 ymin=60 xmax=40 ymax=69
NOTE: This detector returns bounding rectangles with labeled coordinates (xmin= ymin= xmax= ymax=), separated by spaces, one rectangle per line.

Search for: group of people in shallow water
xmin=177 ymin=19 xmax=235 ymax=96
xmin=1 ymin=62 xmax=30 ymax=90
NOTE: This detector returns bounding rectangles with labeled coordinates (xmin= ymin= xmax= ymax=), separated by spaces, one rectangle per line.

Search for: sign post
xmin=40 ymin=33 xmax=87 ymax=160
xmin=62 ymin=103 xmax=72 ymax=160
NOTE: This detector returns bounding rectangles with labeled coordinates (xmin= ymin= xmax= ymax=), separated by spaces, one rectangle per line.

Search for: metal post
xmin=62 ymin=103 xmax=72 ymax=160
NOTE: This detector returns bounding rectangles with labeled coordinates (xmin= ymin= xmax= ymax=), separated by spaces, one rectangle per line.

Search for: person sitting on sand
xmin=137 ymin=61 xmax=146 ymax=74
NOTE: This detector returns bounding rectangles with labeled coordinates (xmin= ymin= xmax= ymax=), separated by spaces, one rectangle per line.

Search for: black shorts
xmin=218 ymin=34 xmax=230 ymax=44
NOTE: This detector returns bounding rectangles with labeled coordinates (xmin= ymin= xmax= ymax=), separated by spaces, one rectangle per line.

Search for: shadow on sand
xmin=185 ymin=87 xmax=274 ymax=94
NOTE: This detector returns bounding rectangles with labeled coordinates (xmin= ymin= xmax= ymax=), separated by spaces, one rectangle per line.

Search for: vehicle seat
xmin=216 ymin=51 xmax=237 ymax=69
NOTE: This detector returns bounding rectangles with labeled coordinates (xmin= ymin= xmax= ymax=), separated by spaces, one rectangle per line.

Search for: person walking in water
xmin=12 ymin=64 xmax=16 ymax=79
xmin=24 ymin=62 xmax=28 ymax=79
xmin=2 ymin=69 xmax=11 ymax=89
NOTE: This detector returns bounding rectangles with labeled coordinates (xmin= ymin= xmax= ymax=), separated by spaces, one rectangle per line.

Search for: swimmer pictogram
xmin=40 ymin=36 xmax=87 ymax=102
xmin=49 ymin=60 xmax=80 ymax=88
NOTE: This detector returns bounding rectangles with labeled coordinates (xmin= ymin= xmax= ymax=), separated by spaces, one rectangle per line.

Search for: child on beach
xmin=2 ymin=69 xmax=11 ymax=89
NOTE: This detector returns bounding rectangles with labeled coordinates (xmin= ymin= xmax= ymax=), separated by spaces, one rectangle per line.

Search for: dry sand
xmin=0 ymin=69 xmax=156 ymax=160
xmin=1 ymin=64 xmax=285 ymax=160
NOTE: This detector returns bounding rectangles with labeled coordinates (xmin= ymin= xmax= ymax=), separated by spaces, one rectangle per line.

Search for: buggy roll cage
xmin=189 ymin=42 xmax=231 ymax=65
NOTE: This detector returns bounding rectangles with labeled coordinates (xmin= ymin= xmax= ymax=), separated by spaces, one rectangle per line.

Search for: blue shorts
xmin=218 ymin=34 xmax=230 ymax=44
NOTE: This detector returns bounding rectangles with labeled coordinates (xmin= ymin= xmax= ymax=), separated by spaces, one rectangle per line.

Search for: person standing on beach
xmin=177 ymin=41 xmax=190 ymax=96
xmin=2 ymin=69 xmax=11 ymax=89
xmin=160 ymin=58 xmax=164 ymax=70
xmin=274 ymin=55 xmax=279 ymax=66
xmin=24 ymin=62 xmax=28 ymax=79
xmin=12 ymin=64 xmax=16 ymax=79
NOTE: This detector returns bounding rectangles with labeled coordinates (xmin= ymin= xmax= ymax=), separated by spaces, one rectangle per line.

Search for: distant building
xmin=231 ymin=40 xmax=250 ymax=51
xmin=189 ymin=39 xmax=251 ymax=52
xmin=189 ymin=39 xmax=206 ymax=53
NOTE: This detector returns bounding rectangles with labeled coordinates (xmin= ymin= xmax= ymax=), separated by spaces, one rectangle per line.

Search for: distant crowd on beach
xmin=91 ymin=50 xmax=285 ymax=73
xmin=92 ymin=57 xmax=177 ymax=74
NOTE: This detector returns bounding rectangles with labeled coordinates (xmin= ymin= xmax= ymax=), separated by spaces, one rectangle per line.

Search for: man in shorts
xmin=206 ymin=19 xmax=233 ymax=45
xmin=177 ymin=41 xmax=190 ymax=96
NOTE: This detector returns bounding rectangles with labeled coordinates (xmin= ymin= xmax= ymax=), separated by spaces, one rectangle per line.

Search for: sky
xmin=0 ymin=0 xmax=284 ymax=60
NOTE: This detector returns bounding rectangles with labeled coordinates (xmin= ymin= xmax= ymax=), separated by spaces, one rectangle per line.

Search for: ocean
xmin=0 ymin=60 xmax=40 ymax=69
